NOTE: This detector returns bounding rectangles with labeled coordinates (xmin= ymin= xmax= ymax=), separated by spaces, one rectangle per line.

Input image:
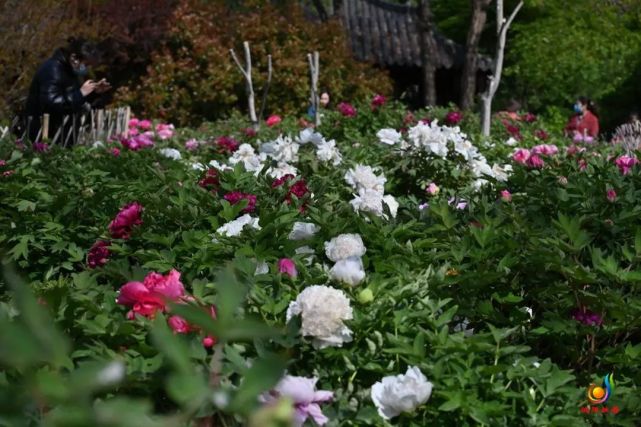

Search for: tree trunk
xmin=461 ymin=0 xmax=491 ymax=110
xmin=417 ymin=0 xmax=437 ymax=106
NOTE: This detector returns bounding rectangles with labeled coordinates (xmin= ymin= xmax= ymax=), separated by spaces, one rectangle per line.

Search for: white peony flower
xmin=350 ymin=188 xmax=386 ymax=217
xmin=453 ymin=139 xmax=478 ymax=162
xmin=316 ymin=139 xmax=342 ymax=166
xmin=371 ymin=366 xmax=433 ymax=420
xmin=286 ymin=285 xmax=353 ymax=349
xmin=209 ymin=159 xmax=233 ymax=172
xmin=469 ymin=157 xmax=494 ymax=178
xmin=376 ymin=128 xmax=402 ymax=145
xmin=344 ymin=165 xmax=386 ymax=193
xmin=159 ymin=148 xmax=182 ymax=160
xmin=505 ymin=137 xmax=518 ymax=146
xmin=289 ymin=222 xmax=320 ymax=240
xmin=383 ymin=195 xmax=399 ymax=218
xmin=215 ymin=214 xmax=261 ymax=238
xmin=329 ymin=256 xmax=365 ymax=286
xmin=491 ymin=163 xmax=512 ymax=182
xmin=191 ymin=162 xmax=206 ymax=171
xmin=261 ymin=135 xmax=299 ymax=163
xmin=229 ymin=143 xmax=264 ymax=173
xmin=254 ymin=261 xmax=269 ymax=275
xmin=295 ymin=245 xmax=316 ymax=255
xmin=297 ymin=128 xmax=325 ymax=146
xmin=96 ymin=361 xmax=126 ymax=386
xmin=92 ymin=140 xmax=105 ymax=148
xmin=267 ymin=162 xmax=299 ymax=179
xmin=324 ymin=234 xmax=366 ymax=262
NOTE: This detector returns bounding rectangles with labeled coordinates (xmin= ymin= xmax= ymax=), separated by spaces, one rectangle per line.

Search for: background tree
xmin=460 ymin=0 xmax=492 ymax=110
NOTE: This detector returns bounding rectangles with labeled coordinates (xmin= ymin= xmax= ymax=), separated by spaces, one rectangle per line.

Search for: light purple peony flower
xmin=260 ymin=375 xmax=333 ymax=426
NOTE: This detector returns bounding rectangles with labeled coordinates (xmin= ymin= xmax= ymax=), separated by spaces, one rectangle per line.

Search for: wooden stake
xmin=42 ymin=114 xmax=50 ymax=141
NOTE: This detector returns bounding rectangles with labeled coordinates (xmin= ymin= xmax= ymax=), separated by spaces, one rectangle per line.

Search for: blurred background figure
xmin=564 ymin=96 xmax=599 ymax=141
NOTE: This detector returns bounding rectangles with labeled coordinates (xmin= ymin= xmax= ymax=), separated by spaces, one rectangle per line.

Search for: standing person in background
xmin=24 ymin=37 xmax=111 ymax=144
xmin=564 ymin=96 xmax=599 ymax=141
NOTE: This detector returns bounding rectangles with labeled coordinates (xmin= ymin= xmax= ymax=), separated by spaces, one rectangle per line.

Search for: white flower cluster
xmin=377 ymin=121 xmax=512 ymax=191
xmin=286 ymin=285 xmax=353 ymax=349
xmin=324 ymin=233 xmax=367 ymax=286
xmin=288 ymin=222 xmax=320 ymax=240
xmin=214 ymin=214 xmax=261 ymax=239
xmin=371 ymin=366 xmax=433 ymax=420
xmin=344 ymin=164 xmax=398 ymax=219
xmin=297 ymin=128 xmax=342 ymax=166
xmin=229 ymin=143 xmax=267 ymax=175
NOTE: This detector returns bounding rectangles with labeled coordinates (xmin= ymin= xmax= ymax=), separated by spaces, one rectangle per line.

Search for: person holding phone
xmin=24 ymin=37 xmax=111 ymax=144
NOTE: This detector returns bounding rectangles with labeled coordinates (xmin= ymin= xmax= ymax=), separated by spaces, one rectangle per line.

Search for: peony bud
xmin=358 ymin=288 xmax=374 ymax=304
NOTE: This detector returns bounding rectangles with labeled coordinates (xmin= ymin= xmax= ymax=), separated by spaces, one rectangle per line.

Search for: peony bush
xmin=0 ymin=99 xmax=640 ymax=426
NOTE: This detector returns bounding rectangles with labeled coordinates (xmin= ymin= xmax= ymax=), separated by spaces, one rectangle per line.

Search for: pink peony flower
xmin=371 ymin=94 xmax=386 ymax=108
xmin=500 ymin=190 xmax=512 ymax=202
xmin=156 ymin=123 xmax=175 ymax=140
xmin=168 ymin=315 xmax=192 ymax=334
xmin=426 ymin=182 xmax=439 ymax=196
xmin=128 ymin=118 xmax=140 ymax=128
xmin=185 ymin=139 xmax=199 ymax=151
xmin=2 ymin=170 xmax=15 ymax=177
xmin=128 ymin=127 xmax=140 ymax=136
xmin=531 ymin=144 xmax=558 ymax=156
xmin=244 ymin=127 xmax=257 ymax=138
xmin=615 ymin=155 xmax=638 ymax=175
xmin=403 ymin=111 xmax=416 ymax=125
xmin=445 ymin=111 xmax=463 ymax=126
xmin=216 ymin=136 xmax=240 ymax=153
xmin=138 ymin=119 xmax=152 ymax=130
xmin=527 ymin=154 xmax=545 ymax=168
xmin=260 ymin=376 xmax=333 ymax=427
xmin=0 ymin=160 xmax=6 ymax=167
xmin=578 ymin=158 xmax=588 ymax=171
xmin=512 ymin=148 xmax=531 ymax=165
xmin=338 ymin=102 xmax=357 ymax=117
xmin=109 ymin=202 xmax=143 ymax=239
xmin=203 ymin=336 xmax=216 ymax=347
xmin=87 ymin=240 xmax=110 ymax=269
xmin=266 ymin=115 xmax=282 ymax=127
xmin=224 ymin=192 xmax=257 ymax=213
xmin=111 ymin=147 xmax=121 ymax=157
xmin=606 ymin=188 xmax=617 ymax=202
xmin=278 ymin=258 xmax=297 ymax=278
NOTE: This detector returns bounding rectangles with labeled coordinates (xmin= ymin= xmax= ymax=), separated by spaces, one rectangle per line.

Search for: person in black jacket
xmin=24 ymin=37 xmax=110 ymax=144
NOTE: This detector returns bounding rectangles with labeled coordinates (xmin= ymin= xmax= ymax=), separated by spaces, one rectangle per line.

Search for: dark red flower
xmin=198 ymin=168 xmax=220 ymax=190
xmin=522 ymin=112 xmax=537 ymax=123
xmin=87 ymin=240 xmax=111 ymax=269
xmin=216 ymin=136 xmax=240 ymax=153
xmin=224 ymin=191 xmax=257 ymax=213
xmin=371 ymin=94 xmax=386 ymax=109
xmin=338 ymin=102 xmax=357 ymax=117
xmin=534 ymin=129 xmax=549 ymax=140
xmin=271 ymin=174 xmax=295 ymax=188
xmin=244 ymin=127 xmax=257 ymax=138
xmin=572 ymin=308 xmax=603 ymax=326
xmin=445 ymin=111 xmax=463 ymax=126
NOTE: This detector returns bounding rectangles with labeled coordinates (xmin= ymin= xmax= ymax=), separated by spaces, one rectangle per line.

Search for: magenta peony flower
xmin=156 ymin=123 xmax=175 ymax=140
xmin=185 ymin=139 xmax=199 ymax=151
xmin=117 ymin=269 xmax=186 ymax=319
xmin=2 ymin=170 xmax=15 ymax=177
xmin=266 ymin=115 xmax=282 ymax=127
xmin=534 ymin=129 xmax=549 ymax=140
xmin=203 ymin=336 xmax=216 ymax=347
xmin=109 ymin=202 xmax=143 ymax=239
xmin=445 ymin=111 xmax=463 ymax=126
xmin=287 ymin=179 xmax=309 ymax=200
xmin=224 ymin=192 xmax=257 ymax=213
xmin=260 ymin=376 xmax=333 ymax=427
xmin=522 ymin=112 xmax=537 ymax=123
xmin=512 ymin=148 xmax=531 ymax=165
xmin=216 ymin=136 xmax=240 ymax=153
xmin=87 ymin=240 xmax=110 ymax=268
xmin=138 ymin=119 xmax=152 ymax=130
xmin=527 ymin=153 xmax=545 ymax=168
xmin=506 ymin=124 xmax=522 ymax=140
xmin=426 ymin=183 xmax=439 ymax=196
xmin=606 ymin=188 xmax=617 ymax=202
xmin=128 ymin=118 xmax=140 ymax=128
xmin=111 ymin=147 xmax=121 ymax=157
xmin=338 ymin=102 xmax=357 ymax=117
xmin=500 ymin=190 xmax=512 ymax=202
xmin=615 ymin=155 xmax=638 ymax=175
xmin=278 ymin=258 xmax=297 ymax=278
xmin=33 ymin=142 xmax=49 ymax=153
xmin=572 ymin=308 xmax=603 ymax=326
xmin=272 ymin=174 xmax=295 ymax=188
xmin=168 ymin=315 xmax=192 ymax=334
xmin=531 ymin=144 xmax=558 ymax=156
xmin=371 ymin=94 xmax=386 ymax=108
